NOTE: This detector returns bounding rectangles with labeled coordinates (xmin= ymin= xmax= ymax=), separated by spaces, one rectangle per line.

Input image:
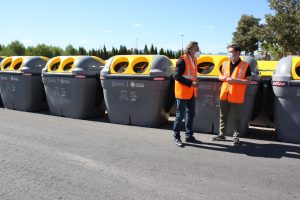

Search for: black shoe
xmin=233 ymin=138 xmax=240 ymax=145
xmin=211 ymin=135 xmax=226 ymax=141
xmin=185 ymin=136 xmax=197 ymax=143
xmin=174 ymin=138 xmax=184 ymax=147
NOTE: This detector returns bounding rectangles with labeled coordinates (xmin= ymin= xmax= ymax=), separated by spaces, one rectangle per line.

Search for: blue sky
xmin=0 ymin=0 xmax=272 ymax=54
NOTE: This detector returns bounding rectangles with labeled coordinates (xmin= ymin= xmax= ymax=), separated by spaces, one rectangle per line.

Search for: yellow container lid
xmin=291 ymin=56 xmax=300 ymax=80
xmin=0 ymin=56 xmax=49 ymax=71
xmin=47 ymin=56 xmax=105 ymax=73
xmin=1 ymin=56 xmax=14 ymax=70
xmin=257 ymin=60 xmax=278 ymax=77
xmin=170 ymin=59 xmax=178 ymax=69
xmin=110 ymin=55 xmax=155 ymax=75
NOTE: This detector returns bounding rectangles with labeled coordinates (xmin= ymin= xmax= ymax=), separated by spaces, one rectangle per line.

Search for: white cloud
xmin=102 ymin=29 xmax=112 ymax=33
xmin=203 ymin=25 xmax=215 ymax=29
xmin=134 ymin=23 xmax=141 ymax=28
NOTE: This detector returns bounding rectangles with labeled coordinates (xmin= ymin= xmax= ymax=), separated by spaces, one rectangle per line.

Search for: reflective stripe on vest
xmin=182 ymin=55 xmax=197 ymax=80
xmin=238 ymin=62 xmax=247 ymax=79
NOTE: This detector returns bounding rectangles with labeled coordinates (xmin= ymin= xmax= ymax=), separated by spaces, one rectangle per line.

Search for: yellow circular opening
xmin=132 ymin=57 xmax=150 ymax=74
xmin=114 ymin=61 xmax=129 ymax=73
xmin=133 ymin=61 xmax=149 ymax=73
xmin=63 ymin=61 xmax=74 ymax=71
xmin=51 ymin=62 xmax=60 ymax=71
xmin=218 ymin=58 xmax=229 ymax=73
xmin=4 ymin=61 xmax=12 ymax=69
xmin=14 ymin=62 xmax=22 ymax=70
xmin=295 ymin=65 xmax=300 ymax=77
xmin=197 ymin=62 xmax=215 ymax=74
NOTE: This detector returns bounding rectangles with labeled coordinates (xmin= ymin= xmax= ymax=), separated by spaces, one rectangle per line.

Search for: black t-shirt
xmin=221 ymin=58 xmax=252 ymax=77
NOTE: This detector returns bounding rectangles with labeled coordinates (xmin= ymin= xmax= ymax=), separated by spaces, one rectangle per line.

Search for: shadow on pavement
xmin=161 ymin=119 xmax=277 ymax=141
xmin=184 ymin=140 xmax=300 ymax=159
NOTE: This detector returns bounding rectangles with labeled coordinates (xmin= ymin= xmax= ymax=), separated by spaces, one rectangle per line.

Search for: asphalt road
xmin=0 ymin=108 xmax=299 ymax=200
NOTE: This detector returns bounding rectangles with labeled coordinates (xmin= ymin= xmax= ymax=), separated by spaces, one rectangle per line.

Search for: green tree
xmin=25 ymin=46 xmax=35 ymax=56
xmin=119 ymin=45 xmax=128 ymax=55
xmin=165 ymin=49 xmax=175 ymax=59
xmin=133 ymin=48 xmax=139 ymax=54
xmin=150 ymin=44 xmax=155 ymax=54
xmin=154 ymin=47 xmax=158 ymax=54
xmin=102 ymin=45 xmax=109 ymax=59
xmin=89 ymin=48 xmax=97 ymax=56
xmin=143 ymin=44 xmax=149 ymax=54
xmin=232 ymin=15 xmax=262 ymax=56
xmin=111 ymin=47 xmax=118 ymax=56
xmin=31 ymin=44 xmax=54 ymax=57
xmin=258 ymin=24 xmax=283 ymax=60
xmin=52 ymin=46 xmax=63 ymax=57
xmin=78 ymin=46 xmax=87 ymax=55
xmin=65 ymin=44 xmax=78 ymax=55
xmin=159 ymin=48 xmax=164 ymax=55
xmin=264 ymin=0 xmax=300 ymax=55
xmin=0 ymin=45 xmax=13 ymax=56
xmin=7 ymin=40 xmax=26 ymax=56
xmin=175 ymin=50 xmax=183 ymax=58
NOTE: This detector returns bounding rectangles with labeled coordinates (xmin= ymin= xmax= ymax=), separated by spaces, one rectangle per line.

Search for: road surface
xmin=0 ymin=108 xmax=299 ymax=200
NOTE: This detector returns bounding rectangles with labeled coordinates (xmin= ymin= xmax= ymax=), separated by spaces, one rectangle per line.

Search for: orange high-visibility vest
xmin=219 ymin=60 xmax=250 ymax=103
xmin=175 ymin=54 xmax=198 ymax=99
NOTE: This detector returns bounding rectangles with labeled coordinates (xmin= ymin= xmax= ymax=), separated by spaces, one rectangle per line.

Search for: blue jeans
xmin=173 ymin=97 xmax=195 ymax=139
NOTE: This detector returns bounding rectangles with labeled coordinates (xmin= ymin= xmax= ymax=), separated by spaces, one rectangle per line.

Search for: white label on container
xmin=54 ymin=86 xmax=66 ymax=97
xmin=119 ymin=90 xmax=129 ymax=101
xmin=112 ymin=81 xmax=126 ymax=87
xmin=129 ymin=91 xmax=138 ymax=101
xmin=48 ymin=78 xmax=57 ymax=84
xmin=130 ymin=81 xmax=144 ymax=88
xmin=10 ymin=76 xmax=19 ymax=81
xmin=60 ymin=79 xmax=70 ymax=84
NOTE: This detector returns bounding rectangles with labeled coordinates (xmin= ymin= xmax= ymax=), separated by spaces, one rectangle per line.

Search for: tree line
xmin=0 ymin=41 xmax=183 ymax=60
xmin=232 ymin=0 xmax=300 ymax=60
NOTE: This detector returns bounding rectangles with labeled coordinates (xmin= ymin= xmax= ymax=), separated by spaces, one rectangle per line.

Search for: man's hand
xmin=225 ymin=77 xmax=233 ymax=83
xmin=192 ymin=81 xmax=198 ymax=87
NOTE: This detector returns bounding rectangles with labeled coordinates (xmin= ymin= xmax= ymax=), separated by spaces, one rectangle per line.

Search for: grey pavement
xmin=0 ymin=108 xmax=299 ymax=200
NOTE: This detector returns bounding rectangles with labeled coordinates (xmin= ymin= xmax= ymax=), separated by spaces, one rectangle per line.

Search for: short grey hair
xmin=184 ymin=41 xmax=198 ymax=53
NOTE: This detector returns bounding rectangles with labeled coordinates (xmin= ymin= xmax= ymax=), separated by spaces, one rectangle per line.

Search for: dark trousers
xmin=219 ymin=100 xmax=242 ymax=138
xmin=173 ymin=97 xmax=195 ymax=139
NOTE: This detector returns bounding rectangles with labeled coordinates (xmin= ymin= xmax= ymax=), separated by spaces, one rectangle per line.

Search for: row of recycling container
xmin=0 ymin=55 xmax=299 ymax=144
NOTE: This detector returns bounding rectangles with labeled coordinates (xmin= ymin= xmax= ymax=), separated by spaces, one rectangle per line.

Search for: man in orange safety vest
xmin=211 ymin=44 xmax=252 ymax=145
xmin=173 ymin=41 xmax=201 ymax=147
